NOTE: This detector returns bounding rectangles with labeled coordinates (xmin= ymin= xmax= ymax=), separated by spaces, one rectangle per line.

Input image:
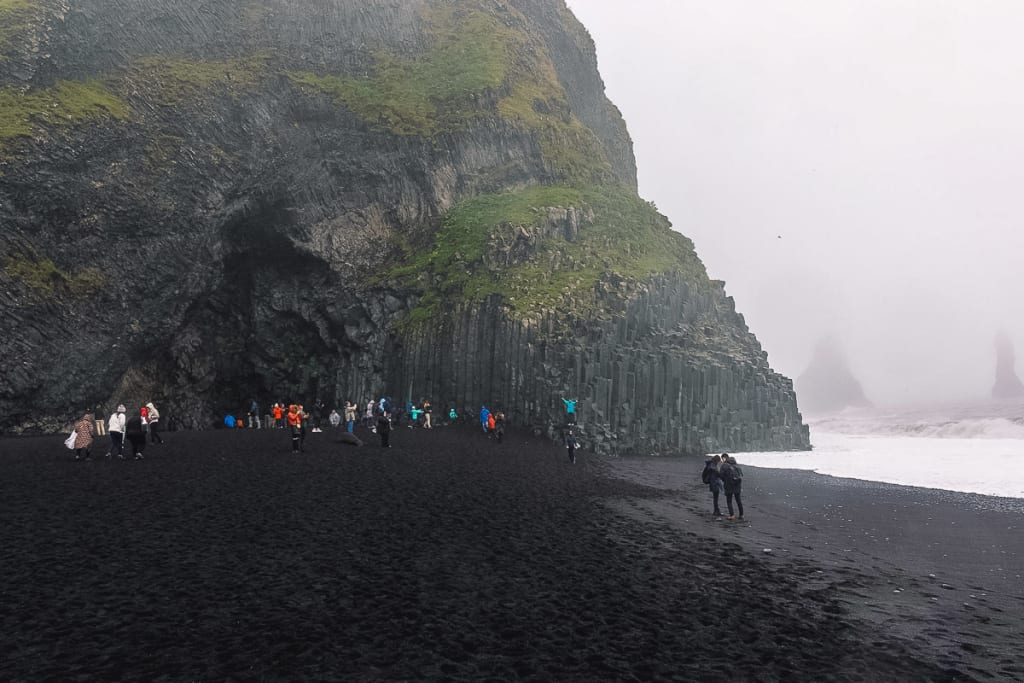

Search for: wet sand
xmin=0 ymin=428 xmax=1015 ymax=680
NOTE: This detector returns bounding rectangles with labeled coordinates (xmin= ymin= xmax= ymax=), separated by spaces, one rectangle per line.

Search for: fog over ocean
xmin=736 ymin=399 xmax=1024 ymax=498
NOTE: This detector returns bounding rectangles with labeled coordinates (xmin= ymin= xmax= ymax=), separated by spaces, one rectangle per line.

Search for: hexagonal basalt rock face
xmin=0 ymin=0 xmax=808 ymax=452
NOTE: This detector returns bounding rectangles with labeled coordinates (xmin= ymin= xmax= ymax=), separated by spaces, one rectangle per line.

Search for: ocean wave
xmin=810 ymin=400 xmax=1024 ymax=440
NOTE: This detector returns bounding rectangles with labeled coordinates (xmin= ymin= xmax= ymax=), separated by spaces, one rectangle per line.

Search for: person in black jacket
xmin=701 ymin=454 xmax=724 ymax=516
xmin=377 ymin=413 xmax=391 ymax=448
xmin=719 ymin=454 xmax=744 ymax=520
xmin=125 ymin=413 xmax=146 ymax=460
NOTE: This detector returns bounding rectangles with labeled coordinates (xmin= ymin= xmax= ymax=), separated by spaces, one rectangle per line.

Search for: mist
xmin=566 ymin=0 xmax=1024 ymax=406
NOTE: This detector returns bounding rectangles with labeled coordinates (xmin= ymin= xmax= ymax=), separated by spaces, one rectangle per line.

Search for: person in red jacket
xmin=287 ymin=404 xmax=304 ymax=453
xmin=273 ymin=403 xmax=284 ymax=428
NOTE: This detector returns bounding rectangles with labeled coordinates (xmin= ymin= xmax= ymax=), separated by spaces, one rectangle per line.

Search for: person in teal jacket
xmin=562 ymin=397 xmax=577 ymax=424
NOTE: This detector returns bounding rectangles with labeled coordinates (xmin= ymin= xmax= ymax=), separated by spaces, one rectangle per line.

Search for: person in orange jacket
xmin=272 ymin=403 xmax=285 ymax=428
xmin=287 ymin=404 xmax=304 ymax=453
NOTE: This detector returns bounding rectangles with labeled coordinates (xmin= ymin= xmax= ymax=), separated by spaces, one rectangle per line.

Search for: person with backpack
xmin=701 ymin=454 xmax=724 ymax=517
xmin=719 ymin=454 xmax=744 ymax=520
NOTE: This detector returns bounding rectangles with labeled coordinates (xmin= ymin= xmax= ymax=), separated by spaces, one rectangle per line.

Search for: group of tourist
xmin=68 ymin=402 xmax=164 ymax=461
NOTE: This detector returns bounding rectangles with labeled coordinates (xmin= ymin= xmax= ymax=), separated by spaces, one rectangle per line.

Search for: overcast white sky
xmin=566 ymin=0 xmax=1024 ymax=406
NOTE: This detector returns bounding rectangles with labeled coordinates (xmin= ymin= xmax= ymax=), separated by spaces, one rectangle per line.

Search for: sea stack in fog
xmin=992 ymin=332 xmax=1024 ymax=399
xmin=796 ymin=337 xmax=871 ymax=414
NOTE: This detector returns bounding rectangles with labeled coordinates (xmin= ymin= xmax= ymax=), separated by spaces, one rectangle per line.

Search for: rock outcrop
xmin=992 ymin=332 xmax=1024 ymax=400
xmin=796 ymin=337 xmax=871 ymax=415
xmin=0 ymin=0 xmax=809 ymax=453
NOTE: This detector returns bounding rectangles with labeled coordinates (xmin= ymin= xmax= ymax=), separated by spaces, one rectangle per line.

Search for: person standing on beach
xmin=422 ymin=399 xmax=432 ymax=429
xmin=106 ymin=404 xmax=126 ymax=459
xmin=480 ymin=405 xmax=490 ymax=434
xmin=125 ymin=413 xmax=146 ymax=460
xmin=344 ymin=401 xmax=357 ymax=432
xmin=329 ymin=408 xmax=341 ymax=429
xmin=146 ymin=402 xmax=164 ymax=444
xmin=562 ymin=397 xmax=578 ymax=425
xmin=248 ymin=399 xmax=261 ymax=429
xmin=719 ymin=454 xmax=744 ymax=520
xmin=273 ymin=403 xmax=284 ymax=428
xmin=702 ymin=455 xmax=724 ymax=517
xmin=72 ymin=412 xmax=95 ymax=461
xmin=377 ymin=411 xmax=391 ymax=448
xmin=287 ymin=404 xmax=304 ymax=453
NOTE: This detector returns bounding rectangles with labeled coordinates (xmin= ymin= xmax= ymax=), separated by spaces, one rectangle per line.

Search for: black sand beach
xmin=1 ymin=427 xmax=1019 ymax=681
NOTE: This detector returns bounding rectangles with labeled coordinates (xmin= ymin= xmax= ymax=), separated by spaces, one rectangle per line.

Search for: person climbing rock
xmin=562 ymin=397 xmax=578 ymax=425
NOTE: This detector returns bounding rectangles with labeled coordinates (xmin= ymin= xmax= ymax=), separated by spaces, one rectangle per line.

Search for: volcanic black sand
xmin=1 ymin=427 xmax=1020 ymax=681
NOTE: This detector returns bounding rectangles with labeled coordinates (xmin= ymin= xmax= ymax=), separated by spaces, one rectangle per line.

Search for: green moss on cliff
xmin=131 ymin=56 xmax=269 ymax=105
xmin=0 ymin=80 xmax=128 ymax=148
xmin=0 ymin=0 xmax=35 ymax=53
xmin=290 ymin=4 xmax=508 ymax=136
xmin=397 ymin=185 xmax=707 ymax=322
xmin=291 ymin=0 xmax=613 ymax=183
xmin=4 ymin=252 xmax=106 ymax=297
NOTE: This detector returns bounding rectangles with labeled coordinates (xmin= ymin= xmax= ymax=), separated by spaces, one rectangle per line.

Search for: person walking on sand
xmin=719 ymin=454 xmax=744 ymax=520
xmin=106 ymin=404 xmax=126 ymax=459
xmin=701 ymin=454 xmax=724 ymax=517
xmin=480 ymin=405 xmax=490 ymax=434
xmin=377 ymin=411 xmax=391 ymax=448
xmin=494 ymin=411 xmax=506 ymax=444
xmin=146 ymin=402 xmax=164 ymax=444
xmin=344 ymin=401 xmax=357 ymax=432
xmin=562 ymin=397 xmax=578 ymax=425
xmin=72 ymin=412 xmax=95 ymax=461
xmin=125 ymin=412 xmax=146 ymax=460
xmin=564 ymin=425 xmax=578 ymax=464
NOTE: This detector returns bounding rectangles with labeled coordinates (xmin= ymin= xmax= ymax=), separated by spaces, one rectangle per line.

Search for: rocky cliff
xmin=0 ymin=0 xmax=809 ymax=453
xmin=796 ymin=337 xmax=871 ymax=416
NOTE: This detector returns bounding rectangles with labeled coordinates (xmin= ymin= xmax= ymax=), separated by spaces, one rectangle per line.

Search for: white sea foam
xmin=736 ymin=400 xmax=1024 ymax=499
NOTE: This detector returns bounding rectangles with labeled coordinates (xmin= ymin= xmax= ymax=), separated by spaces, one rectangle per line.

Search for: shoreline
xmin=607 ymin=457 xmax=1024 ymax=681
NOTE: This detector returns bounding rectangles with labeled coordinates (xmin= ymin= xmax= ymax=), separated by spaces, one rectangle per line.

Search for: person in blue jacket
xmin=479 ymin=406 xmax=490 ymax=433
xmin=224 ymin=414 xmax=236 ymax=429
xmin=562 ymin=397 xmax=577 ymax=424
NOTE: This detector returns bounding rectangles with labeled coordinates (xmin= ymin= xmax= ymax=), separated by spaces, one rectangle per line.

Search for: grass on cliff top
xmin=289 ymin=3 xmax=508 ymax=136
xmin=396 ymin=185 xmax=707 ymax=323
xmin=0 ymin=80 xmax=129 ymax=148
xmin=290 ymin=0 xmax=614 ymax=184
